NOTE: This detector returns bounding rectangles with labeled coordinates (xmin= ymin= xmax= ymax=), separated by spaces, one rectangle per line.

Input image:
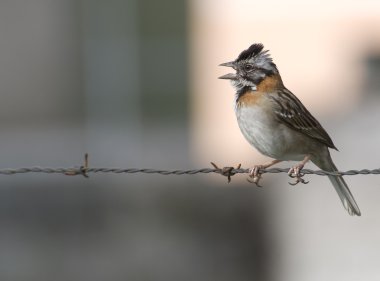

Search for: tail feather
xmin=314 ymin=152 xmax=361 ymax=216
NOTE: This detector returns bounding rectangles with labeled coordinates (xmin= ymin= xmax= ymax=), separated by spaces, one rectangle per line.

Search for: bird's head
xmin=219 ymin=43 xmax=279 ymax=91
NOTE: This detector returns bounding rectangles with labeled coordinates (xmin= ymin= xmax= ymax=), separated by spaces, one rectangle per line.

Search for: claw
xmin=288 ymin=164 xmax=309 ymax=186
xmin=247 ymin=165 xmax=264 ymax=187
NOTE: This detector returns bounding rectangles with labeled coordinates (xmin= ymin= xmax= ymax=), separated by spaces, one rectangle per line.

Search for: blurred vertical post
xmin=81 ymin=0 xmax=142 ymax=166
xmin=136 ymin=0 xmax=190 ymax=167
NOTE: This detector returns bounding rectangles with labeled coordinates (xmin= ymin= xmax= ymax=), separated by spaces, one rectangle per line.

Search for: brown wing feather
xmin=270 ymin=88 xmax=337 ymax=149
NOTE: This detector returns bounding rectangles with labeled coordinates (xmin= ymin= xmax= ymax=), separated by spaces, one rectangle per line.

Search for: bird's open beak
xmin=219 ymin=61 xmax=237 ymax=80
xmin=218 ymin=73 xmax=237 ymax=80
xmin=219 ymin=61 xmax=235 ymax=67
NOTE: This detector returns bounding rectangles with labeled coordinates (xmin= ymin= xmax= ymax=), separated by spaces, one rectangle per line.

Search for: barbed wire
xmin=2 ymin=166 xmax=379 ymax=176
xmin=0 ymin=154 xmax=379 ymax=184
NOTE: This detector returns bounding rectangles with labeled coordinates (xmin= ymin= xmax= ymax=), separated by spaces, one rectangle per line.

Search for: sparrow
xmin=219 ymin=43 xmax=361 ymax=216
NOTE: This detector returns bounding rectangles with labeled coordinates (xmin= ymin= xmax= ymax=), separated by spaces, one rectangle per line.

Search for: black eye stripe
xmin=242 ymin=64 xmax=272 ymax=74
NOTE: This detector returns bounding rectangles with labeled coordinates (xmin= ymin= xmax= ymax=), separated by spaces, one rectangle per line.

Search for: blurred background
xmin=0 ymin=0 xmax=379 ymax=280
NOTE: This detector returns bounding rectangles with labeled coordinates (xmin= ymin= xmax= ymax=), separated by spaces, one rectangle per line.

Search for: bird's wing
xmin=270 ymin=88 xmax=337 ymax=149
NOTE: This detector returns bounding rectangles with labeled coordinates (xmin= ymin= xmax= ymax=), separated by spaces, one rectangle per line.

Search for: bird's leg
xmin=288 ymin=154 xmax=311 ymax=185
xmin=248 ymin=159 xmax=282 ymax=187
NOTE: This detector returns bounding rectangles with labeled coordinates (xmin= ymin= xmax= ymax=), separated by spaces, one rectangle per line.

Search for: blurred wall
xmin=0 ymin=0 xmax=84 ymax=166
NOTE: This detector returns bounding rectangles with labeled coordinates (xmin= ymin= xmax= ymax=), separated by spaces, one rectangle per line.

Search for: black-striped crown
xmin=237 ymin=43 xmax=264 ymax=61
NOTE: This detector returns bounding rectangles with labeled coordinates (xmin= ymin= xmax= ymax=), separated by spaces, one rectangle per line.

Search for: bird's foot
xmin=247 ymin=160 xmax=282 ymax=187
xmin=288 ymin=163 xmax=309 ymax=186
xmin=247 ymin=165 xmax=265 ymax=187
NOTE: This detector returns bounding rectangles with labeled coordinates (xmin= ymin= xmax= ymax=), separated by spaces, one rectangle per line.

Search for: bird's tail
xmin=314 ymin=152 xmax=361 ymax=216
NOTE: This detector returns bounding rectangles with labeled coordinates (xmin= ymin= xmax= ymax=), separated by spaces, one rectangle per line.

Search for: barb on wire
xmin=211 ymin=162 xmax=241 ymax=183
xmin=64 ymin=153 xmax=89 ymax=178
xmin=0 ymin=154 xmax=379 ymax=183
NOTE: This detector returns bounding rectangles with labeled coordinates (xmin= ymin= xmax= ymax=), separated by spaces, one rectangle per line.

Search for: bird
xmin=219 ymin=43 xmax=361 ymax=216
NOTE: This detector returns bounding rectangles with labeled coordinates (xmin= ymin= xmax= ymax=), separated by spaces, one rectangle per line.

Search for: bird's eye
xmin=244 ymin=64 xmax=254 ymax=71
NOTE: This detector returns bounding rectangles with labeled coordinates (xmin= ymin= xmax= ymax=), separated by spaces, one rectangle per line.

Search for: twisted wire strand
xmin=0 ymin=166 xmax=379 ymax=177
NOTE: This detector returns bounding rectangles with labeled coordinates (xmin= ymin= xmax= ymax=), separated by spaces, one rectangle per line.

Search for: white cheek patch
xmin=231 ymin=78 xmax=257 ymax=92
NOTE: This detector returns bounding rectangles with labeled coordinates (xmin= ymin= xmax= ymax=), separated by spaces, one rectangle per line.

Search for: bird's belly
xmin=236 ymin=105 xmax=305 ymax=160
